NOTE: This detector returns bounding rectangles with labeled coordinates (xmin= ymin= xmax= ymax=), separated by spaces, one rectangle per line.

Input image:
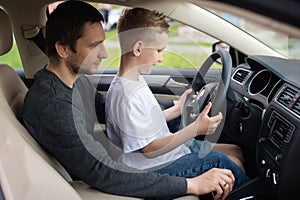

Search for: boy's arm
xmin=163 ymin=101 xmax=181 ymax=121
xmin=140 ymin=119 xmax=197 ymax=157
xmin=163 ymin=89 xmax=192 ymax=121
xmin=141 ymin=102 xmax=222 ymax=158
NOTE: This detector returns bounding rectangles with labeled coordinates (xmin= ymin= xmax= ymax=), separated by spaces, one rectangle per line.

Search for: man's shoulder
xmin=25 ymin=78 xmax=57 ymax=104
xmin=23 ymin=68 xmax=72 ymax=113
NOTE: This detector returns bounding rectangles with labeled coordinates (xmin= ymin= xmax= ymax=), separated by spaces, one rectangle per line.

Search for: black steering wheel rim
xmin=181 ymin=49 xmax=232 ymax=128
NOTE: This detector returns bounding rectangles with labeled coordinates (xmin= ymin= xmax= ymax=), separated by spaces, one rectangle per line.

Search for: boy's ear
xmin=132 ymin=41 xmax=143 ymax=57
xmin=55 ymin=41 xmax=69 ymax=58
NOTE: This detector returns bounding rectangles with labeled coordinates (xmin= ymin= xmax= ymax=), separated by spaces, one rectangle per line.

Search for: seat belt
xmin=23 ymin=26 xmax=46 ymax=54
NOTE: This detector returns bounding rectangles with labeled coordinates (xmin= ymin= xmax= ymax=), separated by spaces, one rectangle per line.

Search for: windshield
xmin=211 ymin=10 xmax=300 ymax=59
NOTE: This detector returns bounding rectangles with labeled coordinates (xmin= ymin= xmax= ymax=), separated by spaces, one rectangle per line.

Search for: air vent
xmin=277 ymin=86 xmax=297 ymax=108
xmin=232 ymin=69 xmax=250 ymax=84
xmin=291 ymin=98 xmax=300 ymax=116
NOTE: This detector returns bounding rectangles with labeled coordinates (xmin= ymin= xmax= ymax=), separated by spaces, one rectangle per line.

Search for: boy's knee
xmin=228 ymin=144 xmax=245 ymax=163
xmin=207 ymin=150 xmax=230 ymax=161
xmin=207 ymin=150 xmax=240 ymax=169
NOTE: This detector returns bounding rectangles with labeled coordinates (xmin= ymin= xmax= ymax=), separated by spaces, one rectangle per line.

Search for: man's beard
xmin=65 ymin=53 xmax=97 ymax=75
xmin=68 ymin=65 xmax=80 ymax=74
xmin=65 ymin=55 xmax=80 ymax=75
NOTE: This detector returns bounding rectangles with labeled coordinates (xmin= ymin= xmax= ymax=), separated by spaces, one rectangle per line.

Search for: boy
xmin=105 ymin=7 xmax=249 ymax=193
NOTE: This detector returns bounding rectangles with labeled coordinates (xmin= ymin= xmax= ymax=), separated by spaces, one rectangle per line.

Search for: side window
xmin=0 ymin=3 xmax=222 ymax=70
xmin=46 ymin=3 xmax=220 ymax=70
xmin=162 ymin=21 xmax=219 ymax=69
xmin=0 ymin=36 xmax=22 ymax=69
xmin=102 ymin=17 xmax=220 ymax=69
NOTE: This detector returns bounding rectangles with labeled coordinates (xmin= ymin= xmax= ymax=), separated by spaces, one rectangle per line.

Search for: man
xmin=22 ymin=1 xmax=239 ymax=199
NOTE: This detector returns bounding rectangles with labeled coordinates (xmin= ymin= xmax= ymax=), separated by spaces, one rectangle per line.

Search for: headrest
xmin=0 ymin=8 xmax=13 ymax=56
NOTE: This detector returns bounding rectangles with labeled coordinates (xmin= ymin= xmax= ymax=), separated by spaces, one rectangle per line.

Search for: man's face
xmin=137 ymin=32 xmax=168 ymax=74
xmin=66 ymin=22 xmax=107 ymax=75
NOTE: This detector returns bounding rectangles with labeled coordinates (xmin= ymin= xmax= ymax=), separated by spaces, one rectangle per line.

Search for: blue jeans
xmin=153 ymin=150 xmax=249 ymax=190
xmin=186 ymin=139 xmax=211 ymax=156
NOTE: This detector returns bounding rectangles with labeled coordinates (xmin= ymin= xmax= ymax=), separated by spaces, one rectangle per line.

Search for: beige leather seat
xmin=0 ymin=8 xmax=198 ymax=200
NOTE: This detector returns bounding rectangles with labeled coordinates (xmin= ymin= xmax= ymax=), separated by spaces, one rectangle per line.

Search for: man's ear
xmin=55 ymin=41 xmax=69 ymax=58
xmin=132 ymin=41 xmax=143 ymax=57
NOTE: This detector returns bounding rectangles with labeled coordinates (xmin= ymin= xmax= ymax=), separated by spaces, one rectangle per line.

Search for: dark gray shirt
xmin=22 ymin=68 xmax=187 ymax=198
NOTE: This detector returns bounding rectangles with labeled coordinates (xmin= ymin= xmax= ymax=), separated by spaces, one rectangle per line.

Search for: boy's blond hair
xmin=117 ymin=7 xmax=169 ymax=54
xmin=118 ymin=7 xmax=169 ymax=33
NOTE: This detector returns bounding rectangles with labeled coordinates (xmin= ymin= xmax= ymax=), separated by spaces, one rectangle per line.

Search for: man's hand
xmin=186 ymin=168 xmax=235 ymax=200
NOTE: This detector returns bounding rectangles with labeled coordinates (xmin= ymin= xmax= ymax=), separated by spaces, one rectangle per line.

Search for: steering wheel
xmin=181 ymin=49 xmax=232 ymax=128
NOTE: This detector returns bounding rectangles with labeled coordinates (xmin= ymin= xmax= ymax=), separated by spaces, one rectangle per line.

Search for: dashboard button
xmin=275 ymin=154 xmax=283 ymax=161
xmin=266 ymin=168 xmax=271 ymax=178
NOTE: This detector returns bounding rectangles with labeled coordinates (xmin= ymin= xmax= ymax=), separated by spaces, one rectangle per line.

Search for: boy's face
xmin=137 ymin=32 xmax=168 ymax=74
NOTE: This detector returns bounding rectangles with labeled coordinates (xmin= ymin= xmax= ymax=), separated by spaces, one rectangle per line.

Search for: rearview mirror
xmin=212 ymin=41 xmax=230 ymax=64
xmin=213 ymin=41 xmax=230 ymax=53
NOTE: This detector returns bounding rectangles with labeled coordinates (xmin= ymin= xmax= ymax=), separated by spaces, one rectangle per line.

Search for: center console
xmin=256 ymin=105 xmax=299 ymax=199
xmin=227 ymin=81 xmax=300 ymax=199
xmin=227 ymin=104 xmax=299 ymax=200
xmin=257 ymin=110 xmax=295 ymax=188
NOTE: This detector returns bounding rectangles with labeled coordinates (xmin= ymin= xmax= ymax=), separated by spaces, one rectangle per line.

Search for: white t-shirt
xmin=105 ymin=76 xmax=191 ymax=170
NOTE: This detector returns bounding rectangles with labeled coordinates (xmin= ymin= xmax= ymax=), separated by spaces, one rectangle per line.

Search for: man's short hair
xmin=46 ymin=1 xmax=104 ymax=59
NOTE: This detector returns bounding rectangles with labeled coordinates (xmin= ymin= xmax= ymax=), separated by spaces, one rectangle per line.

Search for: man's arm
xmin=39 ymin=100 xmax=187 ymax=198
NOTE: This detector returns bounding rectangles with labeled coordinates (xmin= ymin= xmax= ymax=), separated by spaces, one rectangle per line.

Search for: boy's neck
xmin=118 ymin=57 xmax=140 ymax=81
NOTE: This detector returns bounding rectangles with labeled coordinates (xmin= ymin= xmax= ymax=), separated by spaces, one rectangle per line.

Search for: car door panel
xmin=95 ymin=68 xmax=222 ymax=96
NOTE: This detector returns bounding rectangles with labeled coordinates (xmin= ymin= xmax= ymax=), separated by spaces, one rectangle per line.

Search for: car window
xmin=210 ymin=9 xmax=300 ymax=59
xmin=78 ymin=3 xmax=221 ymax=70
xmin=100 ymin=8 xmax=220 ymax=69
xmin=0 ymin=2 xmax=221 ymax=70
xmin=0 ymin=39 xmax=22 ymax=69
xmin=161 ymin=21 xmax=219 ymax=69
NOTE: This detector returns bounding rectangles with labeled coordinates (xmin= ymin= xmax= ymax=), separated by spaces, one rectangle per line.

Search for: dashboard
xmin=230 ymin=55 xmax=300 ymax=199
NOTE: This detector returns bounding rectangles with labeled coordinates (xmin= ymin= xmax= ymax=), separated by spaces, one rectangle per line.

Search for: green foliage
xmin=0 ymin=42 xmax=22 ymax=68
xmin=0 ymin=24 xmax=219 ymax=70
